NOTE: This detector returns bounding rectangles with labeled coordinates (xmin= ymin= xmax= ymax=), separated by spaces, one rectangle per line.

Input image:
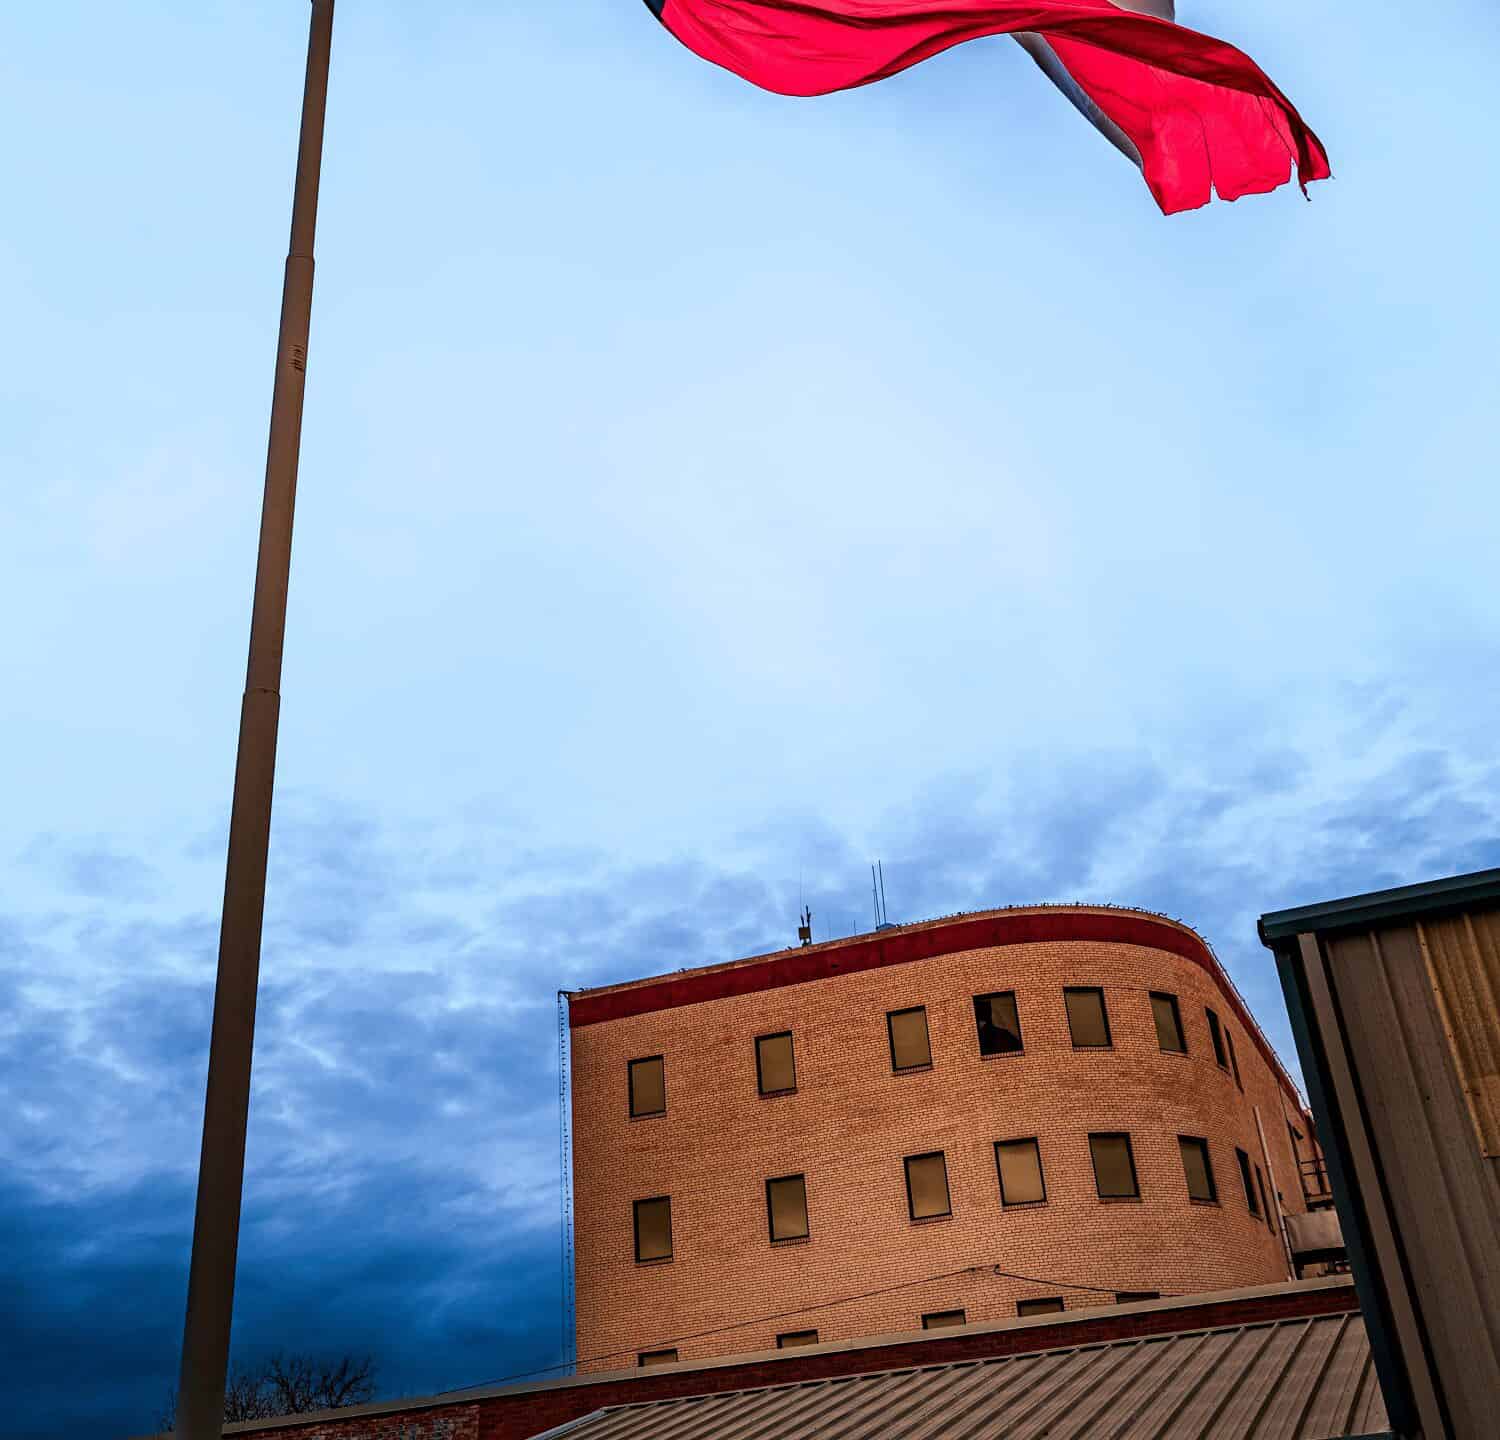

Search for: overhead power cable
xmin=436 ymin=1256 xmax=1171 ymax=1399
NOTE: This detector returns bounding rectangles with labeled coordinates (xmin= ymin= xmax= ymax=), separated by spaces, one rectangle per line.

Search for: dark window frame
xmin=1088 ymin=1131 xmax=1140 ymax=1200
xmin=1064 ymin=986 xmax=1113 ymax=1049
xmin=887 ymin=1005 xmax=933 ymax=1073
xmin=1206 ymin=1008 xmax=1229 ymax=1069
xmin=994 ymin=1137 xmax=1047 ymax=1207
xmin=921 ymin=1309 xmax=966 ymax=1329
xmin=973 ymin=990 xmax=1024 ymax=1056
xmin=755 ymin=1030 xmax=797 ymax=1097
xmin=1179 ymin=1135 xmax=1219 ymax=1204
xmin=632 ymin=1195 xmax=674 ymax=1263
xmin=765 ymin=1172 xmax=811 ymax=1243
xmin=1226 ymin=1030 xmax=1243 ymax=1090
xmin=1236 ymin=1147 xmax=1260 ymax=1215
xmin=903 ymin=1150 xmax=953 ymax=1221
xmin=627 ymin=1054 xmax=666 ymax=1118
xmin=1017 ymin=1297 xmax=1065 ymax=1316
xmin=1255 ymin=1165 xmax=1274 ymax=1232
xmin=776 ymin=1330 xmax=819 ymax=1349
xmin=1149 ymin=991 xmax=1188 ymax=1054
xmin=637 ymin=1349 xmax=678 ymax=1367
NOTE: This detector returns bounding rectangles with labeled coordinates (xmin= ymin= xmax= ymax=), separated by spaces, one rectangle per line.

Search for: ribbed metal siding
xmin=1417 ymin=911 xmax=1500 ymax=1158
xmin=1321 ymin=917 xmax=1500 ymax=1437
xmin=538 ymin=1314 xmax=1387 ymax=1439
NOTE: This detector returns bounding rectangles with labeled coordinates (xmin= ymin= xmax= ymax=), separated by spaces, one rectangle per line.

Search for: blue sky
xmin=3 ymin=1 xmax=1498 ymax=1435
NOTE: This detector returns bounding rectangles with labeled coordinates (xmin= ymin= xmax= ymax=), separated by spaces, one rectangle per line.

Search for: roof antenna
xmin=874 ymin=861 xmax=895 ymax=930
xmin=798 ymin=906 xmax=813 ymax=947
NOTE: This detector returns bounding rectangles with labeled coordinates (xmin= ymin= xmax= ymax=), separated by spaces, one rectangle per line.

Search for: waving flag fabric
xmin=642 ymin=0 xmax=1330 ymax=214
xmin=1013 ymin=0 xmax=1174 ymax=166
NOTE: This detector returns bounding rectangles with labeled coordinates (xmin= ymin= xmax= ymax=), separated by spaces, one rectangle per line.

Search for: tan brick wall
xmin=570 ymin=920 xmax=1309 ymax=1370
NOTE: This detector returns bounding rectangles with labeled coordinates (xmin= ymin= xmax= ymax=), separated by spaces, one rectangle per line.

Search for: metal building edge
xmin=1258 ymin=868 xmax=1500 ymax=945
xmin=1263 ymin=935 xmax=1421 ymax=1439
xmin=1257 ymin=866 xmax=1500 ymax=1440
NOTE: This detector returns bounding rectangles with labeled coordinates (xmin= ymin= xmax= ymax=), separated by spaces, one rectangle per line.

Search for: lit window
xmin=766 ymin=1173 xmax=810 ymax=1242
xmin=921 ymin=1309 xmax=966 ymax=1329
xmin=1150 ymin=992 xmax=1187 ymax=1054
xmin=1115 ymin=1291 xmax=1159 ymax=1304
xmin=994 ymin=1138 xmax=1046 ymax=1206
xmin=628 ymin=1056 xmax=665 ymax=1118
xmin=1017 ymin=1297 xmax=1064 ymax=1316
xmin=904 ymin=1151 xmax=952 ymax=1220
xmin=1179 ymin=1136 xmax=1217 ymax=1204
xmin=1088 ymin=1133 xmax=1139 ymax=1199
xmin=1206 ymin=1008 xmax=1229 ymax=1069
xmin=1064 ymin=988 xmax=1111 ymax=1048
xmin=777 ymin=1330 xmax=818 ymax=1348
xmin=973 ymin=992 xmax=1023 ymax=1055
xmin=633 ymin=1196 xmax=673 ymax=1262
xmin=756 ymin=1032 xmax=797 ymax=1096
xmin=637 ymin=1348 xmax=677 ymax=1367
xmin=887 ymin=1006 xmax=932 ymax=1072
xmin=1226 ymin=1030 xmax=1243 ymax=1089
xmin=1236 ymin=1148 xmax=1260 ymax=1215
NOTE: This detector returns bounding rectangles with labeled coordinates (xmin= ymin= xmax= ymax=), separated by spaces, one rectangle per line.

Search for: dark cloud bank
xmin=3 ymin=733 xmax=1496 ymax=1439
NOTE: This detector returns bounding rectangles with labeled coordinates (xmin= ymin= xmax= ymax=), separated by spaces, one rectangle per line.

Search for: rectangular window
xmin=1179 ymin=1136 xmax=1217 ymax=1203
xmin=633 ymin=1196 xmax=673 ymax=1262
xmin=995 ymin=1138 xmax=1046 ymax=1206
xmin=777 ymin=1330 xmax=819 ymax=1348
xmin=1115 ymin=1291 xmax=1160 ymax=1304
xmin=1206 ymin=1008 xmax=1228 ymax=1069
xmin=973 ymin=991 xmax=1023 ymax=1055
xmin=1088 ymin=1132 xmax=1139 ymax=1199
xmin=1226 ymin=1030 xmax=1243 ymax=1089
xmin=637 ymin=1349 xmax=677 ymax=1367
xmin=921 ymin=1309 xmax=966 ymax=1329
xmin=1017 ymin=1297 xmax=1065 ymax=1316
xmin=904 ymin=1151 xmax=952 ymax=1220
xmin=628 ymin=1055 xmax=665 ymax=1117
xmin=1064 ymin=987 xmax=1112 ymax=1048
xmin=755 ymin=1031 xmax=797 ymax=1096
xmin=1236 ymin=1148 xmax=1260 ymax=1214
xmin=887 ymin=1006 xmax=932 ymax=1071
xmin=1256 ymin=1165 xmax=1274 ymax=1232
xmin=1150 ymin=992 xmax=1187 ymax=1054
xmin=766 ymin=1173 xmax=810 ymax=1242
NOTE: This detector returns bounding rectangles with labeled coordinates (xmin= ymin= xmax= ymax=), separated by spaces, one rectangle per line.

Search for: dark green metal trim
xmin=1273 ymin=943 xmax=1421 ymax=1438
xmin=1258 ymin=867 xmax=1500 ymax=946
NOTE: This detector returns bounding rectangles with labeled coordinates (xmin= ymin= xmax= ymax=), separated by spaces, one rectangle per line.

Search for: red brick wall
xmin=569 ymin=910 xmax=1310 ymax=1370
xmin=227 ymin=1402 xmax=480 ymax=1439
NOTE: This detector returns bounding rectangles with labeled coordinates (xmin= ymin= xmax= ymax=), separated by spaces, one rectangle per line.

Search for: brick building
xmin=566 ymin=905 xmax=1324 ymax=1372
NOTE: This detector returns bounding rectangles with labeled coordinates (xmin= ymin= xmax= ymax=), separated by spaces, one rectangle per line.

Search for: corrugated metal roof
xmin=534 ymin=1313 xmax=1388 ymax=1440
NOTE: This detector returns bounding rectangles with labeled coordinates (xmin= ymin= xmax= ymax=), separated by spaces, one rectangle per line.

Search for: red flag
xmin=644 ymin=0 xmax=1330 ymax=214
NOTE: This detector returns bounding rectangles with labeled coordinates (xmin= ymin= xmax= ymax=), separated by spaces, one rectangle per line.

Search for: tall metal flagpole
xmin=175 ymin=3 xmax=334 ymax=1435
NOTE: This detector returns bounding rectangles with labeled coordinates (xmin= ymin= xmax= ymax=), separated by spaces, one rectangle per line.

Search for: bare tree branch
xmin=151 ymin=1351 xmax=378 ymax=1432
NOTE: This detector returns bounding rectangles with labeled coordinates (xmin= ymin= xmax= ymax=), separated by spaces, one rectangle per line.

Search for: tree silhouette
xmin=153 ymin=1351 xmax=378 ymax=1433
